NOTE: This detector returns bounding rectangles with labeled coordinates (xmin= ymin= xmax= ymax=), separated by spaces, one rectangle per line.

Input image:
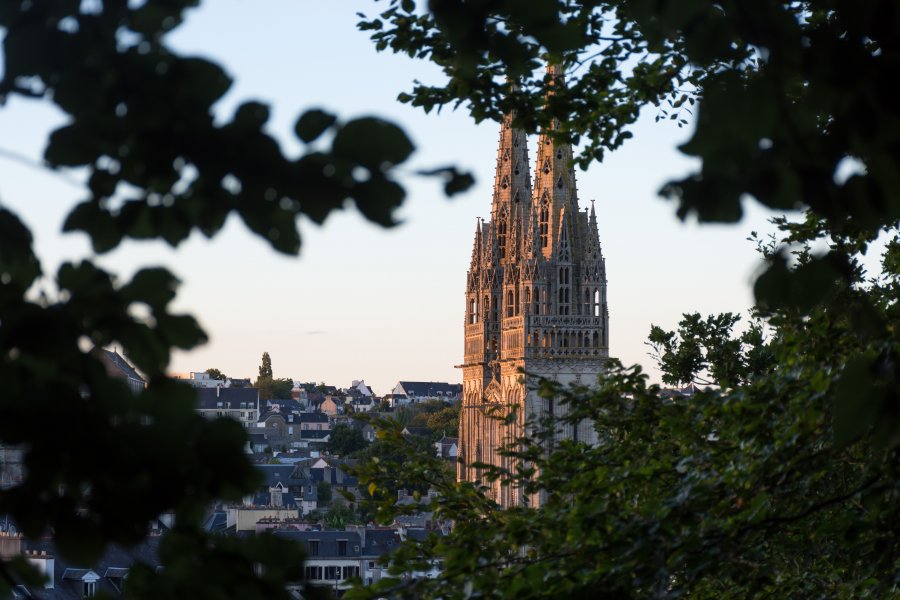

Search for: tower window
xmin=469 ymin=298 xmax=477 ymax=324
xmin=506 ymin=290 xmax=514 ymax=318
xmin=498 ymin=217 xmax=507 ymax=259
xmin=539 ymin=201 xmax=549 ymax=248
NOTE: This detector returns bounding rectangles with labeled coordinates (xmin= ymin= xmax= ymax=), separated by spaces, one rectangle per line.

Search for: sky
xmin=0 ymin=1 xmax=788 ymax=394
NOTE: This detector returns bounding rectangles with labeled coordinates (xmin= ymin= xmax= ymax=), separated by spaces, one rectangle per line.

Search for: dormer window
xmin=84 ymin=581 xmax=96 ymax=597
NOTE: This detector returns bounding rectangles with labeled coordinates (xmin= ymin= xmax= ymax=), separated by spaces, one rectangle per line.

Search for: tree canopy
xmin=205 ymin=367 xmax=226 ymax=380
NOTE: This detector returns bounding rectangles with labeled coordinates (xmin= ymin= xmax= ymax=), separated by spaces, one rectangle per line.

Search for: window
xmin=506 ymin=290 xmax=514 ymax=318
xmin=308 ymin=541 xmax=319 ymax=556
xmin=539 ymin=200 xmax=549 ymax=248
xmin=498 ymin=217 xmax=507 ymax=258
xmin=288 ymin=426 xmax=293 ymax=435
xmin=325 ymin=566 xmax=340 ymax=580
xmin=83 ymin=581 xmax=96 ymax=597
xmin=468 ymin=298 xmax=477 ymax=324
xmin=338 ymin=540 xmax=347 ymax=556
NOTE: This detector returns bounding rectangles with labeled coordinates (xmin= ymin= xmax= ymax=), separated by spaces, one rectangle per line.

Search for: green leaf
xmin=0 ymin=208 xmax=41 ymax=289
xmin=332 ymin=116 xmax=415 ymax=168
xmin=417 ymin=166 xmax=476 ymax=196
xmin=295 ymin=108 xmax=337 ymax=143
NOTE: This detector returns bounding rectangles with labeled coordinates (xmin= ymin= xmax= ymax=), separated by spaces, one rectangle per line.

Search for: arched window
xmin=594 ymin=289 xmax=600 ymax=317
xmin=514 ymin=287 xmax=520 ymax=316
xmin=506 ymin=290 xmax=514 ymax=318
xmin=483 ymin=295 xmax=489 ymax=319
xmin=498 ymin=217 xmax=507 ymax=259
xmin=468 ymin=298 xmax=477 ymax=324
xmin=524 ymin=287 xmax=531 ymax=305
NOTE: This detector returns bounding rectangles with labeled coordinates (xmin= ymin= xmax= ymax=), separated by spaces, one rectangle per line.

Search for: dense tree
xmin=205 ymin=367 xmax=227 ymax=380
xmin=316 ymin=480 xmax=332 ymax=505
xmin=258 ymin=352 xmax=273 ymax=380
xmin=425 ymin=405 xmax=460 ymax=437
xmin=257 ymin=377 xmax=294 ymax=401
xmin=254 ymin=353 xmax=292 ymax=400
xmin=327 ymin=424 xmax=369 ymax=457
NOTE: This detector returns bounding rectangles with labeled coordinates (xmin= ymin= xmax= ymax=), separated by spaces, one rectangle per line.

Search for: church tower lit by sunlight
xmin=457 ymin=65 xmax=610 ymax=508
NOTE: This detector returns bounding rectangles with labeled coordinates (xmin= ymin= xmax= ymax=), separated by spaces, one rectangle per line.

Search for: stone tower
xmin=457 ymin=66 xmax=610 ymax=508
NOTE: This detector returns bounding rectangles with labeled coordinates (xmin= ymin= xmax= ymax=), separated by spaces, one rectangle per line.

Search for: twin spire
xmin=488 ymin=64 xmax=589 ymax=262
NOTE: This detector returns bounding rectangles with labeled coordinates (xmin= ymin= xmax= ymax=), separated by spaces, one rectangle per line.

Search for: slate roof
xmin=360 ymin=528 xmax=402 ymax=557
xmin=255 ymin=464 xmax=305 ymax=489
xmin=403 ymin=427 xmax=432 ymax=438
xmin=299 ymin=412 xmax=329 ymax=423
xmin=195 ymin=386 xmax=259 ymax=409
xmin=253 ymin=492 xmax=298 ymax=508
xmin=273 ymin=530 xmax=362 ymax=558
xmin=99 ymin=349 xmax=145 ymax=383
xmin=17 ymin=536 xmax=161 ymax=599
xmin=396 ymin=381 xmax=462 ymax=398
xmin=203 ymin=511 xmax=228 ymax=532
xmin=263 ymin=399 xmax=303 ymax=414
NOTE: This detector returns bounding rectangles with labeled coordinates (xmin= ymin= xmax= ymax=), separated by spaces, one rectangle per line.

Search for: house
xmin=8 ymin=534 xmax=162 ymax=599
xmin=390 ymin=381 xmax=462 ymax=406
xmin=350 ymin=419 xmax=377 ymax=443
xmin=96 ymin=348 xmax=146 ymax=395
xmin=195 ymin=387 xmax=259 ymax=428
xmin=299 ymin=412 xmax=330 ymax=431
xmin=274 ymin=530 xmax=363 ymax=592
xmin=349 ymin=379 xmax=374 ymax=397
xmin=248 ymin=432 xmax=269 ymax=453
xmin=320 ymin=396 xmax=341 ymax=415
xmin=173 ymin=371 xmax=224 ymax=388
xmin=257 ymin=409 xmax=321 ymax=449
xmin=348 ymin=396 xmax=375 ymax=413
xmin=300 ymin=457 xmax=359 ymax=499
xmin=435 ymin=436 xmax=458 ymax=461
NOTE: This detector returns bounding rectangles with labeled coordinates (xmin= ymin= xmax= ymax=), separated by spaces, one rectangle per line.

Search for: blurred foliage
xmin=0 ymin=0 xmax=471 ymax=596
xmin=348 ymin=219 xmax=900 ymax=599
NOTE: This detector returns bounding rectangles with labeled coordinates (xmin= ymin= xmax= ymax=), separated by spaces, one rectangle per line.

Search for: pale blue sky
xmin=0 ymin=1 xmax=785 ymax=393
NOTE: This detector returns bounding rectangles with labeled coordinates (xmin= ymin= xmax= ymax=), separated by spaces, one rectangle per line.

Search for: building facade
xmin=457 ymin=67 xmax=610 ymax=508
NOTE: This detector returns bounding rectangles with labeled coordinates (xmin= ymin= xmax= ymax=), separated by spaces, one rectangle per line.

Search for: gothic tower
xmin=457 ymin=66 xmax=610 ymax=508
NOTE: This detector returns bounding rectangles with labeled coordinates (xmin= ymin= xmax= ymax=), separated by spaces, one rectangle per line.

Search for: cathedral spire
xmin=491 ymin=109 xmax=532 ymax=263
xmin=533 ymin=62 xmax=580 ymax=258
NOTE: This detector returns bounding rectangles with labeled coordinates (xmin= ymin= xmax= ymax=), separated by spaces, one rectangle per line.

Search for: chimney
xmin=25 ymin=550 xmax=55 ymax=589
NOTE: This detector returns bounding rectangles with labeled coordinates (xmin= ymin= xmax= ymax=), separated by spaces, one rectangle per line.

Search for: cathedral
xmin=457 ymin=66 xmax=610 ymax=508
